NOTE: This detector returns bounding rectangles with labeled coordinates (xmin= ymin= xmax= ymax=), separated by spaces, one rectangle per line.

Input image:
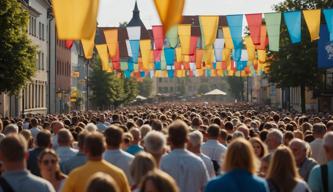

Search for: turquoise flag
xmin=226 ymin=15 xmax=243 ymax=49
xmin=128 ymin=59 xmax=134 ymax=72
xmin=265 ymin=12 xmax=281 ymax=51
xmin=284 ymin=11 xmax=301 ymax=44
xmin=130 ymin=40 xmax=140 ymax=63
xmin=323 ymin=9 xmax=333 ymax=41
xmin=233 ymin=48 xmax=242 ymax=62
xmin=164 ymin=48 xmax=175 ymax=65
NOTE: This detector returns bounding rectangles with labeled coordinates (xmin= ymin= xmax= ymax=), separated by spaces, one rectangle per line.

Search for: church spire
xmin=133 ymin=1 xmax=139 ymax=17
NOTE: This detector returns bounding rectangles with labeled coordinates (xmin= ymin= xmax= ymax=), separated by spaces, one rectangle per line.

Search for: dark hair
xmin=207 ymin=124 xmax=220 ymax=138
xmin=38 ymin=149 xmax=66 ymax=181
xmin=151 ymin=119 xmax=163 ymax=132
xmin=167 ymin=120 xmax=188 ymax=147
xmin=224 ymin=121 xmax=234 ymax=131
xmin=0 ymin=134 xmax=27 ymax=162
xmin=104 ymin=126 xmax=123 ymax=148
xmin=84 ymin=132 xmax=106 ymax=157
xmin=259 ymin=130 xmax=268 ymax=142
xmin=36 ymin=130 xmax=52 ymax=148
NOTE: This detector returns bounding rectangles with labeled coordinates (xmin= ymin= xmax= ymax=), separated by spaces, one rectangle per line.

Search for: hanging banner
xmin=96 ymin=44 xmax=110 ymax=72
xmin=284 ymin=11 xmax=301 ymax=44
xmin=127 ymin=26 xmax=141 ymax=40
xmin=155 ymin=61 xmax=161 ymax=70
xmin=160 ymin=49 xmax=167 ymax=69
xmin=124 ymin=70 xmax=131 ymax=78
xmin=52 ymin=0 xmax=99 ymax=40
xmin=214 ymin=38 xmax=225 ymax=62
xmin=176 ymin=47 xmax=183 ymax=62
xmin=153 ymin=0 xmax=185 ymax=34
xmin=152 ymin=25 xmax=164 ymax=50
xmin=128 ymin=59 xmax=134 ymax=71
xmin=65 ymin=40 xmax=74 ymax=49
xmin=104 ymin=29 xmax=118 ymax=57
xmin=258 ymin=50 xmax=267 ymax=63
xmin=164 ymin=48 xmax=175 ymax=65
xmin=126 ymin=40 xmax=133 ymax=57
xmin=196 ymin=49 xmax=203 ymax=69
xmin=233 ymin=48 xmax=242 ymax=62
xmin=166 ymin=26 xmax=178 ymax=48
xmin=81 ymin=30 xmax=96 ymax=59
xmin=226 ymin=14 xmax=243 ymax=48
xmin=318 ymin=25 xmax=333 ymax=68
xmin=203 ymin=48 xmax=214 ymax=68
xmin=223 ymin=48 xmax=232 ymax=62
xmin=140 ymin=40 xmax=152 ymax=71
xmin=178 ymin=24 xmax=191 ymax=55
xmin=256 ymin=26 xmax=268 ymax=50
xmin=168 ymin=70 xmax=175 ymax=78
xmin=130 ymin=40 xmax=140 ymax=63
xmin=153 ymin=50 xmax=162 ymax=61
xmin=222 ymin=27 xmax=234 ymax=49
xmin=303 ymin=9 xmax=321 ymax=41
xmin=244 ymin=36 xmax=256 ymax=61
xmin=199 ymin=16 xmax=219 ymax=48
xmin=323 ymin=9 xmax=333 ymax=41
xmin=245 ymin=13 xmax=262 ymax=45
xmin=190 ymin=36 xmax=198 ymax=55
xmin=265 ymin=12 xmax=281 ymax=51
xmin=120 ymin=61 xmax=128 ymax=71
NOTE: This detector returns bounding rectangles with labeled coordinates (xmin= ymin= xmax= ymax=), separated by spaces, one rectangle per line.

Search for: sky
xmin=97 ymin=0 xmax=285 ymax=28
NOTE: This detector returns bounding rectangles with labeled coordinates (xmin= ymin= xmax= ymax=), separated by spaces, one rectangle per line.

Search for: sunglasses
xmin=42 ymin=159 xmax=57 ymax=165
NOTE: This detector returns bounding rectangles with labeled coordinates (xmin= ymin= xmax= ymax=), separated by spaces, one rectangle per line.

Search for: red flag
xmin=152 ymin=25 xmax=164 ymax=50
xmin=153 ymin=50 xmax=162 ymax=61
xmin=189 ymin=36 xmax=198 ymax=55
xmin=65 ymin=40 xmax=74 ymax=49
xmin=255 ymin=26 xmax=269 ymax=50
xmin=245 ymin=13 xmax=262 ymax=45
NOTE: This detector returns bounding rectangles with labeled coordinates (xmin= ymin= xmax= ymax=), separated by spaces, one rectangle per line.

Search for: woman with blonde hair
xmin=250 ymin=137 xmax=268 ymax=159
xmin=205 ymin=138 xmax=268 ymax=192
xmin=139 ymin=169 xmax=179 ymax=192
xmin=266 ymin=146 xmax=310 ymax=192
xmin=38 ymin=149 xmax=67 ymax=191
xmin=130 ymin=152 xmax=157 ymax=191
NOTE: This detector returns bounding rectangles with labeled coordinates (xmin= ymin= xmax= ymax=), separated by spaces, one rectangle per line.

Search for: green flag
xmin=166 ymin=26 xmax=178 ymax=48
xmin=265 ymin=13 xmax=281 ymax=52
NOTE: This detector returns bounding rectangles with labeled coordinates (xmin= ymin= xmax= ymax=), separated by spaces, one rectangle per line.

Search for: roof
xmin=127 ymin=1 xmax=150 ymax=39
xmin=204 ymin=89 xmax=227 ymax=96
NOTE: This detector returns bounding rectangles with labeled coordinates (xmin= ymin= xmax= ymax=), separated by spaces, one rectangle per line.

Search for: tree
xmin=226 ymin=77 xmax=244 ymax=101
xmin=0 ymin=0 xmax=37 ymax=94
xmin=268 ymin=0 xmax=331 ymax=112
xmin=122 ymin=78 xmax=139 ymax=104
xmin=138 ymin=77 xmax=153 ymax=97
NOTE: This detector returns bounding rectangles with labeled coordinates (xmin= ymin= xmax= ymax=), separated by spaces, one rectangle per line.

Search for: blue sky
xmin=97 ymin=0 xmax=284 ymax=28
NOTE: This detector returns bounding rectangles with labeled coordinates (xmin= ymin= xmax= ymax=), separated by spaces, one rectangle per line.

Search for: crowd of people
xmin=0 ymin=102 xmax=332 ymax=192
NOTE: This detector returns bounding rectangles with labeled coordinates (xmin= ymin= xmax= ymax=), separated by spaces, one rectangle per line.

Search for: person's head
xmin=86 ymin=172 xmax=120 ymax=192
xmin=98 ymin=114 xmax=106 ymax=123
xmin=187 ymin=130 xmax=203 ymax=152
xmin=140 ymin=125 xmax=152 ymax=139
xmin=224 ymin=121 xmax=234 ymax=133
xmin=191 ymin=117 xmax=202 ymax=128
xmin=326 ymin=120 xmax=333 ymax=132
xmin=4 ymin=124 xmax=19 ymax=135
xmin=30 ymin=118 xmax=39 ymax=127
xmin=151 ymin=119 xmax=163 ymax=132
xmin=140 ymin=170 xmax=179 ymax=192
xmin=38 ymin=149 xmax=65 ymax=180
xmin=207 ymin=124 xmax=220 ymax=139
xmin=20 ymin=129 xmax=33 ymax=148
xmin=265 ymin=129 xmax=283 ymax=152
xmin=50 ymin=121 xmax=64 ymax=134
xmin=0 ymin=134 xmax=27 ymax=168
xmin=57 ymin=128 xmax=74 ymax=147
xmin=144 ymin=131 xmax=166 ymax=161
xmin=323 ymin=131 xmax=333 ymax=161
xmin=84 ymin=132 xmax=106 ymax=159
xmin=129 ymin=128 xmax=141 ymax=144
xmin=289 ymin=138 xmax=307 ymax=166
xmin=267 ymin=146 xmax=300 ymax=191
xmin=312 ymin=123 xmax=327 ymax=139
xmin=237 ymin=125 xmax=249 ymax=139
xmin=222 ymin=138 xmax=257 ymax=174
xmin=130 ymin=152 xmax=157 ymax=185
xmin=249 ymin=137 xmax=268 ymax=159
xmin=77 ymin=131 xmax=89 ymax=151
xmin=259 ymin=154 xmax=271 ymax=178
xmin=36 ymin=130 xmax=52 ymax=148
xmin=85 ymin=123 xmax=97 ymax=132
xmin=218 ymin=129 xmax=228 ymax=144
xmin=104 ymin=126 xmax=123 ymax=149
xmin=283 ymin=131 xmax=294 ymax=146
xmin=167 ymin=120 xmax=189 ymax=149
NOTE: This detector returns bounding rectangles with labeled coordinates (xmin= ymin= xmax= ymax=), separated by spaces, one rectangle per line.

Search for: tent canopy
xmin=136 ymin=95 xmax=147 ymax=100
xmin=204 ymin=89 xmax=227 ymax=96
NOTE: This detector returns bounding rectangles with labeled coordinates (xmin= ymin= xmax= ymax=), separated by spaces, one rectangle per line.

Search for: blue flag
xmin=226 ymin=15 xmax=243 ymax=48
xmin=233 ymin=48 xmax=242 ymax=61
xmin=154 ymin=61 xmax=161 ymax=70
xmin=164 ymin=48 xmax=175 ymax=65
xmin=124 ymin=70 xmax=131 ymax=78
xmin=318 ymin=25 xmax=333 ymax=68
xmin=128 ymin=59 xmax=134 ymax=71
xmin=323 ymin=9 xmax=333 ymax=41
xmin=130 ymin=40 xmax=140 ymax=63
xmin=284 ymin=11 xmax=301 ymax=43
xmin=168 ymin=70 xmax=174 ymax=78
xmin=236 ymin=61 xmax=247 ymax=71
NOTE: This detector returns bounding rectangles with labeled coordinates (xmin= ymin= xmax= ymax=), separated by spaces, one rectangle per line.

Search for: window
xmin=29 ymin=16 xmax=32 ymax=35
xmin=42 ymin=24 xmax=45 ymax=40
xmin=41 ymin=52 xmax=44 ymax=70
xmin=39 ymin=22 xmax=41 ymax=39
xmin=37 ymin=52 xmax=40 ymax=69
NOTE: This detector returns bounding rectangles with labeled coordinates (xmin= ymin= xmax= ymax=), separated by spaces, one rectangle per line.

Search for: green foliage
xmin=138 ymin=77 xmax=153 ymax=97
xmin=121 ymin=78 xmax=139 ymax=104
xmin=0 ymin=0 xmax=37 ymax=95
xmin=226 ymin=77 xmax=244 ymax=100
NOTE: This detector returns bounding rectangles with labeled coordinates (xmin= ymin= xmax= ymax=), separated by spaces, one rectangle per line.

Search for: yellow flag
xmin=96 ymin=44 xmax=110 ymax=72
xmin=176 ymin=47 xmax=183 ymax=62
xmin=222 ymin=27 xmax=234 ymax=49
xmin=203 ymin=48 xmax=214 ymax=68
xmin=303 ymin=9 xmax=321 ymax=41
xmin=217 ymin=69 xmax=224 ymax=76
xmin=244 ymin=36 xmax=256 ymax=61
xmin=258 ymin=50 xmax=267 ymax=63
xmin=197 ymin=69 xmax=204 ymax=77
xmin=222 ymin=48 xmax=232 ymax=62
xmin=81 ymin=30 xmax=96 ymax=59
xmin=52 ymin=0 xmax=99 ymax=40
xmin=216 ymin=62 xmax=222 ymax=70
xmin=104 ymin=29 xmax=118 ymax=57
xmin=178 ymin=24 xmax=191 ymax=55
xmin=200 ymin=16 xmax=219 ymax=48
xmin=140 ymin=40 xmax=152 ymax=71
xmin=153 ymin=0 xmax=185 ymax=34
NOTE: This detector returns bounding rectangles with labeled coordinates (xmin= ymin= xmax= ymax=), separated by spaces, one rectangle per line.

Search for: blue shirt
xmin=308 ymin=160 xmax=333 ymax=192
xmin=204 ymin=169 xmax=269 ymax=192
xmin=126 ymin=144 xmax=143 ymax=155
xmin=61 ymin=152 xmax=87 ymax=174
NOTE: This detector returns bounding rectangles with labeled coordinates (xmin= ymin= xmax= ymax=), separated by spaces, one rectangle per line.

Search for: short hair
xmin=151 ymin=119 xmax=163 ymax=132
xmin=129 ymin=128 xmax=141 ymax=141
xmin=289 ymin=138 xmax=307 ymax=151
xmin=144 ymin=131 xmax=166 ymax=154
xmin=4 ymin=124 xmax=18 ymax=135
xmin=0 ymin=134 xmax=27 ymax=162
xmin=267 ymin=129 xmax=283 ymax=145
xmin=84 ymin=132 xmax=106 ymax=157
xmin=312 ymin=123 xmax=327 ymax=135
xmin=77 ymin=131 xmax=89 ymax=149
xmin=224 ymin=121 xmax=234 ymax=131
xmin=140 ymin=124 xmax=152 ymax=139
xmin=36 ymin=130 xmax=52 ymax=148
xmin=130 ymin=152 xmax=157 ymax=185
xmin=139 ymin=170 xmax=179 ymax=192
xmin=167 ymin=120 xmax=189 ymax=147
xmin=57 ymin=129 xmax=73 ymax=145
xmin=324 ymin=131 xmax=333 ymax=148
xmin=104 ymin=126 xmax=123 ymax=148
xmin=86 ymin=172 xmax=120 ymax=192
xmin=188 ymin=130 xmax=204 ymax=147
xmin=207 ymin=124 xmax=220 ymax=138
xmin=85 ymin=123 xmax=97 ymax=132
xmin=223 ymin=138 xmax=257 ymax=174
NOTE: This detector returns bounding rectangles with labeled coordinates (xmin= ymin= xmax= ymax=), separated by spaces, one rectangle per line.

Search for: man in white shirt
xmin=30 ymin=118 xmax=41 ymax=140
xmin=160 ymin=120 xmax=209 ymax=192
xmin=310 ymin=123 xmax=327 ymax=164
xmin=56 ymin=128 xmax=78 ymax=162
xmin=188 ymin=130 xmax=215 ymax=178
xmin=103 ymin=126 xmax=134 ymax=184
xmin=50 ymin=121 xmax=64 ymax=150
xmin=201 ymin=124 xmax=227 ymax=175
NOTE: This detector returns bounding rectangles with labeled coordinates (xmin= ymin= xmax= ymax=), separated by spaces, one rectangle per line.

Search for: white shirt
xmin=293 ymin=180 xmax=311 ymax=192
xmin=160 ymin=149 xmax=209 ymax=192
xmin=201 ymin=139 xmax=227 ymax=162
xmin=310 ymin=138 xmax=327 ymax=165
xmin=30 ymin=127 xmax=41 ymax=140
xmin=103 ymin=149 xmax=134 ymax=184
xmin=56 ymin=146 xmax=78 ymax=162
xmin=52 ymin=134 xmax=59 ymax=150
xmin=199 ymin=153 xmax=215 ymax=178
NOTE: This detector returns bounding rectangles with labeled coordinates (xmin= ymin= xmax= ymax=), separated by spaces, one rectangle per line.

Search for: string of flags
xmin=52 ymin=1 xmax=333 ymax=79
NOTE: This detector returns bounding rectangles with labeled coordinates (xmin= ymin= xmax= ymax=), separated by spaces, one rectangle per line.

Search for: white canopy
xmin=136 ymin=95 xmax=147 ymax=100
xmin=204 ymin=89 xmax=227 ymax=96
